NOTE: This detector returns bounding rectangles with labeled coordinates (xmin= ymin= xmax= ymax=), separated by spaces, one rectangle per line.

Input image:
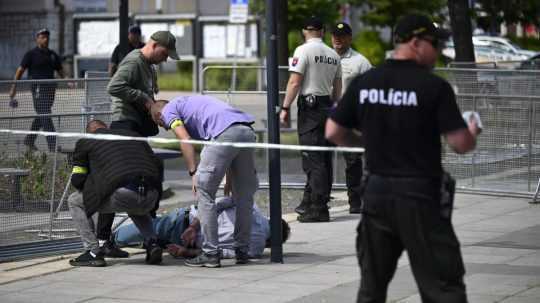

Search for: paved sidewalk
xmin=1 ymin=193 xmax=539 ymax=303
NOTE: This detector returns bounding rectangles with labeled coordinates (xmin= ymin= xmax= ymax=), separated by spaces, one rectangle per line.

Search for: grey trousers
xmin=197 ymin=124 xmax=259 ymax=255
xmin=68 ymin=188 xmax=159 ymax=252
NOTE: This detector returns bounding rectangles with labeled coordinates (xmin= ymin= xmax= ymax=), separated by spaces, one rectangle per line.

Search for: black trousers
xmin=96 ymin=120 xmax=145 ymax=240
xmin=343 ymin=152 xmax=363 ymax=207
xmin=357 ymin=175 xmax=467 ymax=303
xmin=25 ymin=83 xmax=57 ymax=151
xmin=297 ymin=95 xmax=332 ymax=209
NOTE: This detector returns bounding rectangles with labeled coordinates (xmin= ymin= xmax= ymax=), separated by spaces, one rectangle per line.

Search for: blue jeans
xmin=115 ymin=208 xmax=187 ymax=247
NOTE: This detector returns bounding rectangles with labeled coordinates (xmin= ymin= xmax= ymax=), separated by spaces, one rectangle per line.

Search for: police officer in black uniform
xmin=108 ymin=25 xmax=145 ymax=77
xmin=9 ymin=28 xmax=66 ymax=152
xmin=280 ymin=16 xmax=342 ymax=222
xmin=326 ymin=14 xmax=481 ymax=303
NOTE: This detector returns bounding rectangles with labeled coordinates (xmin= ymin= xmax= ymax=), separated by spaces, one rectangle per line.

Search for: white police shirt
xmin=340 ymin=48 xmax=372 ymax=94
xmin=289 ymin=38 xmax=342 ymax=96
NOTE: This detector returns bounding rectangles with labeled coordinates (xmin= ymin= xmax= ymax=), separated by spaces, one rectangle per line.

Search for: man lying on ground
xmin=113 ymin=196 xmax=291 ymax=259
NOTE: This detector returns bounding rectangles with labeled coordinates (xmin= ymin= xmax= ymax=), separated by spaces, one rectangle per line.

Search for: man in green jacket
xmin=99 ymin=31 xmax=179 ymax=258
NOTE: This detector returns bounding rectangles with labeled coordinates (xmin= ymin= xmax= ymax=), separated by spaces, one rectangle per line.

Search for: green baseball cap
xmin=150 ymin=31 xmax=180 ymax=60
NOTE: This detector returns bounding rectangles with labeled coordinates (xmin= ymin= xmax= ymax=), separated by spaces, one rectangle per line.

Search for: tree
xmin=251 ymin=0 xmax=342 ymax=64
xmin=448 ymin=0 xmax=475 ymax=63
xmin=354 ymin=0 xmax=446 ymax=43
xmin=475 ymin=0 xmax=540 ymax=34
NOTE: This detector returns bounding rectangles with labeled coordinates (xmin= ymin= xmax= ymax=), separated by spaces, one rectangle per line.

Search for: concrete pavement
xmin=0 ymin=192 xmax=539 ymax=303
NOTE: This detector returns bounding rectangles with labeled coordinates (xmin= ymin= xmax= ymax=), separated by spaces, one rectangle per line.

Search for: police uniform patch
xmin=292 ymin=57 xmax=299 ymax=67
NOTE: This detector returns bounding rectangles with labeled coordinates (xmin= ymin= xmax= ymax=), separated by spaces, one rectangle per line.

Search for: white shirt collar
xmin=306 ymin=37 xmax=323 ymax=43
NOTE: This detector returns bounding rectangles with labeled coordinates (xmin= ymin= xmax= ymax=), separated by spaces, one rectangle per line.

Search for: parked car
xmin=442 ymin=39 xmax=508 ymax=62
xmin=473 ymin=36 xmax=537 ymax=60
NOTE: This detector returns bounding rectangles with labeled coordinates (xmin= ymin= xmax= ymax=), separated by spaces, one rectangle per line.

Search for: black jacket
xmin=71 ymin=128 xmax=163 ymax=216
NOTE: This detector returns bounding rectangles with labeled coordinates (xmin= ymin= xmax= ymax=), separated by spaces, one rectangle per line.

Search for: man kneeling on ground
xmin=113 ymin=196 xmax=291 ymax=259
xmin=68 ymin=120 xmax=164 ymax=267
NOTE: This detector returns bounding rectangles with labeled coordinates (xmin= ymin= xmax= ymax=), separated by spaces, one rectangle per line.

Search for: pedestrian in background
xmin=331 ymin=21 xmax=372 ymax=214
xmin=109 ymin=25 xmax=145 ymax=77
xmin=9 ymin=28 xmax=66 ymax=152
xmin=326 ymin=14 xmax=480 ymax=303
xmin=280 ymin=15 xmax=342 ymax=223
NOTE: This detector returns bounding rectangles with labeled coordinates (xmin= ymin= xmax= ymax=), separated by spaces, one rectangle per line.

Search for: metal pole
xmin=265 ymin=0 xmax=283 ymax=263
xmin=119 ymin=0 xmax=129 ymax=56
xmin=527 ymin=100 xmax=533 ymax=192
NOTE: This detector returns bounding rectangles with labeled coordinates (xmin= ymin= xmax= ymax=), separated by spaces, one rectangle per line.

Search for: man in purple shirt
xmin=151 ymin=95 xmax=259 ymax=268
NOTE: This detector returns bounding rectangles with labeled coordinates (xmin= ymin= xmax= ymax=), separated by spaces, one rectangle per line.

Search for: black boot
xmin=298 ymin=207 xmax=330 ymax=223
xmin=144 ymin=238 xmax=163 ymax=265
xmin=100 ymin=239 xmax=129 ymax=258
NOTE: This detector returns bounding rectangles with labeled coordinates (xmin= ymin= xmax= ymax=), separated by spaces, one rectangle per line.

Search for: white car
xmin=442 ymin=39 xmax=508 ymax=63
xmin=473 ymin=36 xmax=537 ymax=60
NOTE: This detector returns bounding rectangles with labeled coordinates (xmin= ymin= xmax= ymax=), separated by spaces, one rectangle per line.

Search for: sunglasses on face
xmin=419 ymin=36 xmax=443 ymax=49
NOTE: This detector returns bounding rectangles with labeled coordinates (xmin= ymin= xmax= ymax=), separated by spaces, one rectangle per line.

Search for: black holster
xmin=440 ymin=171 xmax=456 ymax=220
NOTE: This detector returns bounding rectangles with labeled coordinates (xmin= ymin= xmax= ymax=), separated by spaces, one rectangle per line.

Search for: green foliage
xmin=352 ymin=30 xmax=390 ymax=66
xmin=157 ymin=61 xmax=193 ymax=91
xmin=355 ymin=0 xmax=447 ymax=42
xmin=0 ymin=151 xmax=71 ymax=202
xmin=251 ymin=0 xmax=342 ymax=30
xmin=476 ymin=0 xmax=540 ymax=28
xmin=202 ymin=64 xmax=258 ymax=91
xmin=506 ymin=35 xmax=540 ymax=52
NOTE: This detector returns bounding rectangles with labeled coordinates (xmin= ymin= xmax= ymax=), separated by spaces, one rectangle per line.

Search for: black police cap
xmin=304 ymin=15 xmax=323 ymax=31
xmin=129 ymin=25 xmax=142 ymax=35
xmin=394 ymin=14 xmax=450 ymax=43
xmin=35 ymin=28 xmax=50 ymax=37
xmin=332 ymin=22 xmax=352 ymax=36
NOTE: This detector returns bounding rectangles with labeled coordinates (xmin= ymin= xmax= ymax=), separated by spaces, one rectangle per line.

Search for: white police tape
xmin=0 ymin=129 xmax=365 ymax=153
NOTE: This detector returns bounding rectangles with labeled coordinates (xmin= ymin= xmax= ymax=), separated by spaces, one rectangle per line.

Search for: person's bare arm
xmin=9 ymin=67 xmax=26 ymax=98
xmin=172 ymin=125 xmax=198 ymax=193
xmin=445 ymin=119 xmax=480 ymax=154
xmin=280 ymin=72 xmax=303 ymax=127
xmin=325 ymin=118 xmax=362 ymax=147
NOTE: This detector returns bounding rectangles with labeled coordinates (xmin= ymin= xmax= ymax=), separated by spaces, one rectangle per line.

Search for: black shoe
xmin=235 ymin=249 xmax=250 ymax=265
xmin=145 ymin=239 xmax=163 ymax=265
xmin=69 ymin=250 xmax=106 ymax=267
xmin=298 ymin=208 xmax=330 ymax=223
xmin=185 ymin=253 xmax=221 ymax=268
xmin=295 ymin=201 xmax=310 ymax=215
xmin=101 ymin=240 xmax=129 ymax=258
xmin=349 ymin=205 xmax=362 ymax=214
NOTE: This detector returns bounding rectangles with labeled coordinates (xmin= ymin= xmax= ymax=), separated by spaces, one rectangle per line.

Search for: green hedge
xmin=506 ymin=35 xmax=540 ymax=52
xmin=352 ymin=30 xmax=390 ymax=66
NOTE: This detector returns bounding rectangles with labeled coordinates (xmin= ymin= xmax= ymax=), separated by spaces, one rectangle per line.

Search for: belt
xmin=229 ymin=121 xmax=254 ymax=129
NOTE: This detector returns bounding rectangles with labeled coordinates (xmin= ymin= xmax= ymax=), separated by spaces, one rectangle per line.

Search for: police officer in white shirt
xmin=331 ymin=22 xmax=372 ymax=214
xmin=280 ymin=16 xmax=342 ymax=222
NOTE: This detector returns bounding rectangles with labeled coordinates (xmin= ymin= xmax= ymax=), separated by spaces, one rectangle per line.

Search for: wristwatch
xmin=281 ymin=106 xmax=290 ymax=111
xmin=189 ymin=169 xmax=197 ymax=176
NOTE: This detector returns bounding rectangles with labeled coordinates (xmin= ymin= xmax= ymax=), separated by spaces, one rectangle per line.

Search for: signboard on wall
xmin=73 ymin=0 xmax=107 ymax=12
xmin=229 ymin=0 xmax=249 ymax=24
xmin=202 ymin=23 xmax=258 ymax=58
xmin=77 ymin=21 xmax=119 ymax=56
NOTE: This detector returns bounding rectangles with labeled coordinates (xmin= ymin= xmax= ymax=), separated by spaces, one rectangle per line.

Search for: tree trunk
xmin=448 ymin=0 xmax=475 ymax=63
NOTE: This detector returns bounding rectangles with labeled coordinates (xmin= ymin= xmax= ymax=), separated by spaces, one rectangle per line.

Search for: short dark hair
xmin=86 ymin=119 xmax=107 ymax=133
xmin=265 ymin=219 xmax=291 ymax=247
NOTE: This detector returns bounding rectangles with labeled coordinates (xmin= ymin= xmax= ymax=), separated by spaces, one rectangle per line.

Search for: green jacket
xmin=107 ymin=49 xmax=159 ymax=136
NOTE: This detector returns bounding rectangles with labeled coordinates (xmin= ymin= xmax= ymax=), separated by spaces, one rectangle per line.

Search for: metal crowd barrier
xmin=0 ymin=67 xmax=539 ymax=257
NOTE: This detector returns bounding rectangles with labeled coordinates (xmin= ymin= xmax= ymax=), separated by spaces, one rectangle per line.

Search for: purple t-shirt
xmin=161 ymin=95 xmax=255 ymax=140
